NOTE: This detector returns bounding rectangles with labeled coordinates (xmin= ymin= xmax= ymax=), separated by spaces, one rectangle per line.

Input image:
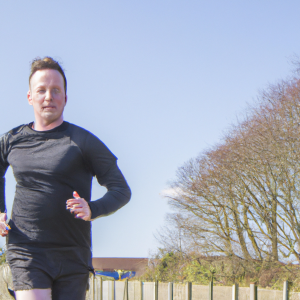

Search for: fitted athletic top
xmin=0 ymin=121 xmax=131 ymax=251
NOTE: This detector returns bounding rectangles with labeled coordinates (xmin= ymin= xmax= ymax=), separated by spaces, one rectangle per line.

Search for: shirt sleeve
xmin=0 ymin=133 xmax=10 ymax=213
xmin=83 ymin=133 xmax=131 ymax=220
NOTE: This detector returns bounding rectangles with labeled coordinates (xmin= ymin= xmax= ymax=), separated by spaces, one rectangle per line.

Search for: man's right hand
xmin=0 ymin=213 xmax=8 ymax=237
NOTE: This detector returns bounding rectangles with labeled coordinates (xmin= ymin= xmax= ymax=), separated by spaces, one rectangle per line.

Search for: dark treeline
xmin=143 ymin=67 xmax=300 ymax=289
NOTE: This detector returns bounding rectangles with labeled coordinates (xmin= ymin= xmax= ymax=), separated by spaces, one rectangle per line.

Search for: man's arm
xmin=84 ymin=133 xmax=131 ymax=220
xmin=0 ymin=133 xmax=9 ymax=214
xmin=0 ymin=133 xmax=10 ymax=236
xmin=89 ymin=163 xmax=131 ymax=219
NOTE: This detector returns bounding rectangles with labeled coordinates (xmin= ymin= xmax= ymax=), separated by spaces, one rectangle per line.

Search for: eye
xmin=52 ymin=88 xmax=60 ymax=94
xmin=38 ymin=89 xmax=45 ymax=93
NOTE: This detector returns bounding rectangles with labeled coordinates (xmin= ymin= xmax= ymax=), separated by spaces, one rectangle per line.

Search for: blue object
xmin=95 ymin=271 xmax=136 ymax=280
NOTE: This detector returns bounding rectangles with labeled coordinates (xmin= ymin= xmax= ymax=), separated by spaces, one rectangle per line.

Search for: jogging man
xmin=0 ymin=57 xmax=131 ymax=300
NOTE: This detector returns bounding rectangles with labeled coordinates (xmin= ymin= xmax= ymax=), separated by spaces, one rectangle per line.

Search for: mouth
xmin=43 ymin=106 xmax=56 ymax=110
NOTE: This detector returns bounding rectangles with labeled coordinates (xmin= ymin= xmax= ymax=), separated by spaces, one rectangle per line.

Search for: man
xmin=0 ymin=57 xmax=131 ymax=300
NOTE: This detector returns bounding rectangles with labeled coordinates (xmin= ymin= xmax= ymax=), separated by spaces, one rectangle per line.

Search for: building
xmin=92 ymin=257 xmax=148 ymax=277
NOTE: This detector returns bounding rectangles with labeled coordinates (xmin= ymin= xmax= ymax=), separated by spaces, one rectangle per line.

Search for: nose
xmin=45 ymin=90 xmax=53 ymax=101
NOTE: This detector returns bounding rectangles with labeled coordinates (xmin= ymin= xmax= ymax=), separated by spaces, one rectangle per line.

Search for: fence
xmin=86 ymin=277 xmax=300 ymax=300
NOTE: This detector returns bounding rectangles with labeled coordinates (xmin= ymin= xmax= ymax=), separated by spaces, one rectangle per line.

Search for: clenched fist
xmin=0 ymin=213 xmax=9 ymax=237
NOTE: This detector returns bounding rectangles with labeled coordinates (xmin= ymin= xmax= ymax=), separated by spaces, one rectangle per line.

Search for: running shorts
xmin=6 ymin=244 xmax=91 ymax=300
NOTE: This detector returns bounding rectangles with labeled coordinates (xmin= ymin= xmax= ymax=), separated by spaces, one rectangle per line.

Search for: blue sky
xmin=0 ymin=0 xmax=299 ymax=257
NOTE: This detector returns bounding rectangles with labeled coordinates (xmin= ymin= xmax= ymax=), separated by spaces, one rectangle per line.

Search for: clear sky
xmin=0 ymin=0 xmax=299 ymax=257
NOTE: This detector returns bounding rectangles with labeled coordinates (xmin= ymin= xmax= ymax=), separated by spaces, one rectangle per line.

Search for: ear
xmin=27 ymin=90 xmax=33 ymax=106
xmin=65 ymin=95 xmax=67 ymax=106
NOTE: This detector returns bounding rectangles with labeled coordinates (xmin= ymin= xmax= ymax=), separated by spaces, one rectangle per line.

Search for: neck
xmin=33 ymin=117 xmax=64 ymax=131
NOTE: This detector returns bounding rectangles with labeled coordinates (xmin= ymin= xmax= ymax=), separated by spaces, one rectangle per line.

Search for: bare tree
xmin=162 ymin=76 xmax=300 ymax=263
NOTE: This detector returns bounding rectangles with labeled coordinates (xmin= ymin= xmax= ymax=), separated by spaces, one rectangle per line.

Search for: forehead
xmin=30 ymin=69 xmax=64 ymax=88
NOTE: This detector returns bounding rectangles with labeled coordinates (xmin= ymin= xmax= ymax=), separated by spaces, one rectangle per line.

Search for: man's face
xmin=27 ymin=69 xmax=67 ymax=127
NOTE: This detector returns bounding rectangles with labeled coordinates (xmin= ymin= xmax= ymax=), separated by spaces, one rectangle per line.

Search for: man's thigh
xmin=52 ymin=272 xmax=89 ymax=300
xmin=15 ymin=289 xmax=51 ymax=300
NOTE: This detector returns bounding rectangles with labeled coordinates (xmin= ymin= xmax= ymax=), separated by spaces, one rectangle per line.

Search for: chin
xmin=41 ymin=113 xmax=62 ymax=123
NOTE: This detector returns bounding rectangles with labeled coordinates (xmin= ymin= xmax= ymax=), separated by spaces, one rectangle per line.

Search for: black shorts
xmin=6 ymin=244 xmax=91 ymax=300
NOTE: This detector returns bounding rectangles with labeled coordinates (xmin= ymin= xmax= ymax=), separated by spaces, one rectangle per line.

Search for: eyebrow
xmin=34 ymin=84 xmax=62 ymax=90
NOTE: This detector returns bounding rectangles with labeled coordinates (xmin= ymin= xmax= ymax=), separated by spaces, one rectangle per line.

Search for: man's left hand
xmin=66 ymin=195 xmax=91 ymax=221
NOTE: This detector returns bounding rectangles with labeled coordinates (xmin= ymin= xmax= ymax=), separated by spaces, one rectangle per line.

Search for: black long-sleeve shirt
xmin=0 ymin=121 xmax=131 ymax=251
